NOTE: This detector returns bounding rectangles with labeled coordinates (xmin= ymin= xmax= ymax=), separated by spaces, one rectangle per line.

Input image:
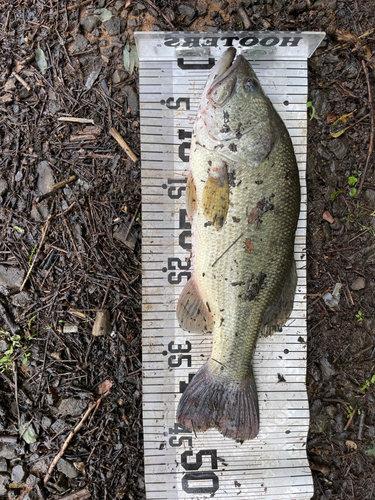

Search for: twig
xmin=20 ymin=210 xmax=53 ymax=291
xmin=344 ymin=406 xmax=356 ymax=430
xmin=13 ymin=362 xmax=20 ymax=430
xmin=58 ymin=489 xmax=91 ymax=500
xmin=356 ymin=60 xmax=374 ymax=197
xmin=101 ymin=281 xmax=112 ymax=310
xmin=19 ymin=417 xmax=34 ymax=440
xmin=211 ymin=233 xmax=244 ymax=268
xmin=37 ymin=330 xmax=51 ymax=393
xmin=58 ymin=116 xmax=95 ymax=124
xmin=109 ymin=127 xmax=138 ymax=162
xmin=358 ymin=409 xmax=366 ymax=440
xmin=44 ymin=391 xmax=110 ymax=484
xmin=11 ymin=71 xmax=31 ymax=91
xmin=143 ymin=0 xmax=175 ymax=29
xmin=124 ymin=200 xmax=141 ymax=242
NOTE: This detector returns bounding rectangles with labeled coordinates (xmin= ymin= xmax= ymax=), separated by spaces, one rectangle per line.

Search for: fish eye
xmin=244 ymin=78 xmax=257 ymax=92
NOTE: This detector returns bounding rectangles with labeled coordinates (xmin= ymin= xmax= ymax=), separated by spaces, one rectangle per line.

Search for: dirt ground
xmin=1 ymin=0 xmax=375 ymax=498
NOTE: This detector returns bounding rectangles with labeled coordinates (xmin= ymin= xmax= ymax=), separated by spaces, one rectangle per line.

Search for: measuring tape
xmin=136 ymin=31 xmax=325 ymax=500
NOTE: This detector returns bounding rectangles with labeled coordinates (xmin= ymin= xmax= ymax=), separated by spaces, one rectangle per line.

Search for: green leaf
xmin=349 ymin=187 xmax=357 ymax=197
xmin=366 ymin=441 xmax=375 ymax=456
xmin=14 ymin=226 xmax=25 ymax=234
xmin=93 ymin=8 xmax=113 ymax=21
xmin=307 ymin=101 xmax=316 ymax=120
xmin=348 ymin=176 xmax=358 ymax=186
xmin=29 ymin=244 xmax=38 ymax=265
xmin=123 ymin=43 xmax=139 ymax=75
xmin=35 ymin=48 xmax=48 ymax=75
xmin=330 ymin=189 xmax=343 ymax=202
xmin=330 ymin=129 xmax=346 ymax=138
xmin=371 ymin=374 xmax=375 ymax=384
xmin=19 ymin=422 xmax=37 ymax=444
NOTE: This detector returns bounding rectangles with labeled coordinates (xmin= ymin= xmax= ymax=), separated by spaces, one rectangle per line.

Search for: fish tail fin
xmin=176 ymin=361 xmax=259 ymax=441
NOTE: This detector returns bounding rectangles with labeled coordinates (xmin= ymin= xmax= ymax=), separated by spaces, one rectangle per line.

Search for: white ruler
xmin=136 ymin=31 xmax=325 ymax=500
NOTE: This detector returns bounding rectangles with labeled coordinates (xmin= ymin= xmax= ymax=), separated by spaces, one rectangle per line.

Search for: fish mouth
xmin=206 ymin=48 xmax=244 ymax=106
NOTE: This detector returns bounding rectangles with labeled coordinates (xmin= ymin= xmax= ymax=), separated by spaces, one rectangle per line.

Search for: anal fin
xmin=203 ymin=161 xmax=229 ymax=230
xmin=176 ymin=277 xmax=213 ymax=333
xmin=261 ymin=258 xmax=297 ymax=336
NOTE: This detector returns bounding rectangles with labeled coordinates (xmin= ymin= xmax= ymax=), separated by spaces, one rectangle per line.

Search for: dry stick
xmin=143 ymin=0 xmax=175 ymax=29
xmin=109 ymin=127 xmax=138 ymax=162
xmin=20 ymin=211 xmax=53 ymax=292
xmin=44 ymin=392 xmax=109 ymax=484
xmin=11 ymin=71 xmax=31 ymax=91
xmin=211 ymin=233 xmax=244 ymax=268
xmin=124 ymin=200 xmax=142 ymax=242
xmin=356 ymin=60 xmax=374 ymax=198
xmin=13 ymin=362 xmax=20 ymax=430
xmin=358 ymin=409 xmax=366 ymax=440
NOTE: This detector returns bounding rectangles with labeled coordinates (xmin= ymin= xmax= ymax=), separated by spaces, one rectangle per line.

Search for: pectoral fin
xmin=261 ymin=258 xmax=297 ymax=336
xmin=176 ymin=276 xmax=213 ymax=334
xmin=186 ymin=171 xmax=197 ymax=220
xmin=203 ymin=161 xmax=229 ymax=229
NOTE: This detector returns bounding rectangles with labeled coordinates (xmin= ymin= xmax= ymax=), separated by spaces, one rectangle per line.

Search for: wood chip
xmin=92 ymin=309 xmax=111 ymax=337
xmin=109 ymin=127 xmax=138 ymax=162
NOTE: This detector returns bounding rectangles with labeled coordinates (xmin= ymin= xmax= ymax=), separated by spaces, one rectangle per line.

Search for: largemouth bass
xmin=175 ymin=47 xmax=301 ymax=442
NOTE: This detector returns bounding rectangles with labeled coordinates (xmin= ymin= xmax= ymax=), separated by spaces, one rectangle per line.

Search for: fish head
xmin=196 ymin=48 xmax=280 ymax=165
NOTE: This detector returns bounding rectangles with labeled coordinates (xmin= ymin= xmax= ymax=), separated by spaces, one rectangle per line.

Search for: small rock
xmin=0 ymin=178 xmax=8 ymax=196
xmin=310 ymin=89 xmax=332 ymax=121
xmin=31 ymin=203 xmax=49 ymax=221
xmin=0 ymin=473 xmax=9 ymax=496
xmin=26 ymin=474 xmax=38 ymax=487
xmin=178 ymin=3 xmax=196 ymax=23
xmin=72 ymin=33 xmax=89 ymax=53
xmin=92 ymin=309 xmax=111 ymax=337
xmin=0 ymin=266 xmax=25 ymax=293
xmin=51 ymin=419 xmax=66 ymax=434
xmin=112 ymin=69 xmax=128 ymax=84
xmin=327 ymin=137 xmax=349 ymax=160
xmin=113 ymin=223 xmax=138 ymax=250
xmin=58 ymin=398 xmax=88 ymax=417
xmin=57 ymin=458 xmax=79 ymax=478
xmin=36 ymin=161 xmax=55 ymax=195
xmin=115 ymin=0 xmax=125 ymax=8
xmin=330 ymin=218 xmax=342 ymax=231
xmin=11 ymin=291 xmax=32 ymax=309
xmin=30 ymin=456 xmax=50 ymax=475
xmin=14 ymin=170 xmax=23 ymax=182
xmin=319 ymin=357 xmax=337 ymax=381
xmin=151 ymin=23 xmax=162 ymax=31
xmin=11 ymin=464 xmax=25 ymax=484
xmin=41 ymin=417 xmax=52 ymax=429
xmin=351 ymin=277 xmax=365 ymax=291
xmin=197 ymin=3 xmax=208 ymax=15
xmin=0 ymin=459 xmax=7 ymax=472
xmin=103 ymin=16 xmax=121 ymax=35
xmin=365 ymin=189 xmax=375 ymax=205
xmin=124 ymin=85 xmax=138 ymax=116
xmin=4 ymin=78 xmax=16 ymax=92
xmin=80 ymin=14 xmax=100 ymax=32
xmin=0 ymin=340 xmax=9 ymax=352
xmin=0 ymin=441 xmax=24 ymax=460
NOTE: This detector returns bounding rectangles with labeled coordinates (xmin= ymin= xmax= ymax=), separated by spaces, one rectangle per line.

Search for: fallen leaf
xmin=93 ymin=8 xmax=112 ymax=21
xmin=332 ymin=109 xmax=356 ymax=126
xmin=346 ymin=440 xmax=357 ymax=450
xmin=322 ymin=211 xmax=334 ymax=223
xmin=245 ymin=238 xmax=253 ymax=253
xmin=35 ymin=47 xmax=47 ymax=75
xmin=98 ymin=379 xmax=113 ymax=395
xmin=123 ymin=43 xmax=139 ymax=75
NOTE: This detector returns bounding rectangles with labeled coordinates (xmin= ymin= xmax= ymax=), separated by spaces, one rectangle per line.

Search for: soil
xmin=0 ymin=0 xmax=375 ymax=499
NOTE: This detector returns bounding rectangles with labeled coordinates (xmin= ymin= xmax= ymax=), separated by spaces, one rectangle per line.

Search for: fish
xmin=175 ymin=47 xmax=301 ymax=442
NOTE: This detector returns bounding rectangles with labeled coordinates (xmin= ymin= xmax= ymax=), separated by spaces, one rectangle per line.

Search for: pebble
xmin=0 ymin=178 xmax=8 ymax=196
xmin=80 ymin=14 xmax=100 ymax=32
xmin=11 ymin=464 xmax=25 ymax=484
xmin=351 ymin=277 xmax=365 ymax=291
xmin=72 ymin=33 xmax=89 ymax=53
xmin=57 ymin=458 xmax=79 ymax=478
xmin=113 ymin=223 xmax=138 ymax=250
xmin=178 ymin=3 xmax=196 ymax=24
xmin=0 ymin=459 xmax=7 ymax=472
xmin=11 ymin=291 xmax=32 ymax=308
xmin=330 ymin=218 xmax=342 ymax=231
xmin=58 ymin=398 xmax=88 ymax=417
xmin=92 ymin=309 xmax=111 ymax=337
xmin=103 ymin=17 xmax=121 ymax=35
xmin=51 ymin=419 xmax=66 ymax=434
xmin=310 ymin=89 xmax=332 ymax=121
xmin=0 ymin=265 xmax=25 ymax=293
xmin=37 ymin=161 xmax=55 ymax=195
xmin=0 ymin=473 xmax=9 ymax=496
xmin=327 ymin=137 xmax=349 ymax=160
xmin=365 ymin=189 xmax=375 ymax=204
xmin=0 ymin=441 xmax=24 ymax=460
xmin=124 ymin=85 xmax=139 ymax=116
xmin=0 ymin=340 xmax=9 ymax=352
xmin=319 ymin=357 xmax=337 ymax=381
xmin=30 ymin=455 xmax=50 ymax=474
